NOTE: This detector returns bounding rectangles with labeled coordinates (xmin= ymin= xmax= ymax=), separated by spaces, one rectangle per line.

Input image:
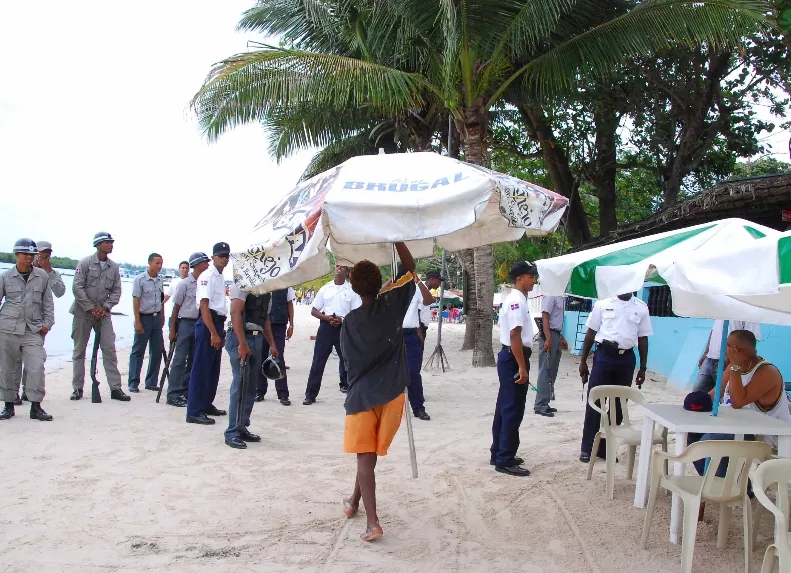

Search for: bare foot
xmin=343 ymin=498 xmax=358 ymax=518
xmin=360 ymin=523 xmax=383 ymax=542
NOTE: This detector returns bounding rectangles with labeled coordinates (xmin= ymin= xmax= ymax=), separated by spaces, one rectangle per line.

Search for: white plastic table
xmin=632 ymin=403 xmax=791 ymax=544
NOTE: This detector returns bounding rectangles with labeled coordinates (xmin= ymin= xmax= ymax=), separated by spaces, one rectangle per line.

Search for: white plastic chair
xmin=641 ymin=440 xmax=772 ymax=573
xmin=586 ymin=385 xmax=668 ymax=499
xmin=753 ymin=458 xmax=791 ymax=573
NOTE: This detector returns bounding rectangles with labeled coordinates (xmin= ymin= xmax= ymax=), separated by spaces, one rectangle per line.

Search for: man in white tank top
xmin=689 ymin=329 xmax=790 ymax=476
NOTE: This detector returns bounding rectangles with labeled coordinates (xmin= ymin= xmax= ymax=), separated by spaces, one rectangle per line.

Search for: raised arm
xmin=394 ymin=242 xmax=414 ymax=273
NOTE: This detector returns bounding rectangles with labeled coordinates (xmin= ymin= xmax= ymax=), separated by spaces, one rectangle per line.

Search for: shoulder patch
xmin=75 ymin=264 xmax=83 ymax=274
xmin=200 ymin=280 xmax=209 ymax=286
xmin=510 ymin=303 xmax=520 ymax=310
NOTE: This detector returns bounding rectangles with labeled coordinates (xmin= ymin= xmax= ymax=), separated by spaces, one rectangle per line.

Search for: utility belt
xmin=178 ymin=316 xmax=197 ymax=322
xmin=403 ymin=327 xmax=419 ymax=334
xmin=209 ymin=309 xmax=226 ymax=323
xmin=140 ymin=311 xmax=161 ymax=317
xmin=540 ymin=328 xmax=562 ymax=337
xmin=244 ymin=322 xmax=266 ymax=337
xmin=596 ymin=340 xmax=634 ymax=357
xmin=501 ymin=345 xmax=533 ymax=361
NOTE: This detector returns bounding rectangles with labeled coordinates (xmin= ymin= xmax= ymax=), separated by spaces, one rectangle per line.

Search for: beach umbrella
xmin=231 ymin=152 xmax=568 ymax=292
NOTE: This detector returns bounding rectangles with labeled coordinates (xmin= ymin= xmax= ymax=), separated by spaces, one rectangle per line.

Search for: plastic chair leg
xmin=718 ymin=504 xmax=733 ymax=549
xmin=681 ymin=499 xmax=701 ymax=573
xmin=587 ymin=433 xmax=601 ymax=481
xmin=743 ymin=499 xmax=753 ymax=573
xmin=753 ymin=500 xmax=764 ymax=549
xmin=606 ymin=437 xmax=617 ymax=499
xmin=760 ymin=545 xmax=777 ymax=573
xmin=641 ymin=471 xmax=661 ymax=549
xmin=627 ymin=445 xmax=637 ymax=480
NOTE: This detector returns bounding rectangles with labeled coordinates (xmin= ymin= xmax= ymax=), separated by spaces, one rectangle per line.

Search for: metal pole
xmin=711 ymin=320 xmax=729 ymax=417
xmin=393 ymin=244 xmax=418 ymax=478
xmin=436 ymin=249 xmax=446 ymax=348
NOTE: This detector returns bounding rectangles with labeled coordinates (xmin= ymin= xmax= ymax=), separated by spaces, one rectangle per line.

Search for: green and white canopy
xmin=536 ymin=218 xmax=791 ymax=325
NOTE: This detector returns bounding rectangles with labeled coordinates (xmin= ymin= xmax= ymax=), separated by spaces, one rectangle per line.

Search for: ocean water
xmin=0 ymin=262 xmax=138 ymax=370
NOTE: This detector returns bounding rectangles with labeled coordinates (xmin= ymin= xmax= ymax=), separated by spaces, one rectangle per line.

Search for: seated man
xmin=688 ymin=329 xmax=790 ymax=476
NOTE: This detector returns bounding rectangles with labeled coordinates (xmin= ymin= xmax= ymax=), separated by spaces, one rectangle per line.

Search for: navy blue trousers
xmin=491 ymin=347 xmax=529 ymax=467
xmin=186 ymin=314 xmax=225 ymax=417
xmin=304 ymin=320 xmax=346 ymax=399
xmin=259 ymin=322 xmax=290 ymax=400
xmin=580 ymin=347 xmax=636 ymax=456
xmin=128 ymin=314 xmax=164 ymax=389
xmin=404 ymin=332 xmax=426 ymax=414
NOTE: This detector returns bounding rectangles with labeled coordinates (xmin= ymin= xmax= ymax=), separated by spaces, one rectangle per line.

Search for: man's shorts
xmin=344 ymin=393 xmax=405 ymax=456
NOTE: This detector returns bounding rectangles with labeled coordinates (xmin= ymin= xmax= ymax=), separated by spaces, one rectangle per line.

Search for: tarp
xmin=231 ymin=152 xmax=568 ymax=293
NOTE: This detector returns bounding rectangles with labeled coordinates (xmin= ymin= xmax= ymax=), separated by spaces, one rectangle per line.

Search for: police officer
xmin=166 ymin=252 xmax=209 ymax=407
xmin=70 ymin=232 xmax=130 ymax=401
xmin=128 ymin=253 xmax=165 ymax=392
xmin=14 ymin=240 xmax=67 ymax=403
xmin=534 ymin=295 xmax=568 ymax=417
xmin=0 ymin=239 xmax=55 ymax=421
xmin=303 ymin=265 xmax=362 ymax=405
xmin=257 ymin=287 xmax=295 ymax=405
xmin=186 ymin=242 xmax=230 ymax=425
xmin=490 ymin=261 xmax=538 ymax=477
xmin=578 ymin=293 xmax=652 ymax=463
xmin=224 ymin=283 xmax=279 ymax=448
xmin=402 ymin=269 xmax=440 ymax=420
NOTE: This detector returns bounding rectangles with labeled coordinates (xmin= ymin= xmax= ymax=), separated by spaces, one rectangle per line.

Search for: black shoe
xmin=30 ymin=402 xmax=53 ymax=421
xmin=186 ymin=413 xmax=215 ymax=425
xmin=144 ymin=385 xmax=159 ymax=391
xmin=534 ymin=409 xmax=555 ymax=417
xmin=255 ymin=393 xmax=265 ymax=402
xmin=70 ymin=389 xmax=83 ymax=401
xmin=280 ymin=399 xmax=291 ymax=406
xmin=339 ymin=385 xmax=349 ymax=394
xmin=490 ymin=457 xmax=524 ymax=467
xmin=128 ymin=387 xmax=140 ymax=393
xmin=415 ymin=410 xmax=431 ymax=421
xmin=579 ymin=453 xmax=591 ymax=463
xmin=240 ymin=429 xmax=261 ymax=442
xmin=303 ymin=397 xmax=315 ymax=405
xmin=204 ymin=405 xmax=227 ymax=416
xmin=0 ymin=403 xmax=14 ymax=420
xmin=111 ymin=389 xmax=131 ymax=402
xmin=547 ymin=407 xmax=557 ymax=413
xmin=20 ymin=392 xmax=28 ymax=402
xmin=13 ymin=394 xmax=22 ymax=406
xmin=225 ymin=436 xmax=247 ymax=449
xmin=495 ymin=464 xmax=531 ymax=477
xmin=166 ymin=398 xmax=186 ymax=407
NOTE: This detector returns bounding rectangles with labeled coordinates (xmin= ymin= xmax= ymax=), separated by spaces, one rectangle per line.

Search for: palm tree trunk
xmin=459 ymin=249 xmax=476 ymax=351
xmin=458 ymin=106 xmax=496 ymax=367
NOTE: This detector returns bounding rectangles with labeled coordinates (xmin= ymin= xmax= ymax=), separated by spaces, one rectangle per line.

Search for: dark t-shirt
xmin=341 ymin=273 xmax=416 ymax=415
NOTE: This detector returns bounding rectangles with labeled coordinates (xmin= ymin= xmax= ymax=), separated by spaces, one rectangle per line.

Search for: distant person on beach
xmin=694 ymin=319 xmax=761 ymax=393
xmin=0 ymin=238 xmax=55 ymax=421
xmin=534 ymin=295 xmax=568 ymax=418
xmin=127 ymin=253 xmax=165 ymax=393
xmin=295 ymin=288 xmax=303 ymax=305
xmin=164 ymin=261 xmax=189 ymax=305
xmin=166 ymin=252 xmax=209 ymax=407
xmin=490 ymin=262 xmax=538 ymax=477
xmin=340 ymin=242 xmax=416 ymax=542
xmin=302 ymin=266 xmax=362 ymax=405
xmin=257 ymin=287 xmax=295 ymax=405
xmin=577 ymin=293 xmax=652 ymax=463
xmin=13 ymin=240 xmax=66 ymax=404
xmin=186 ymin=242 xmax=230 ymax=425
xmin=70 ymin=232 xmax=130 ymax=402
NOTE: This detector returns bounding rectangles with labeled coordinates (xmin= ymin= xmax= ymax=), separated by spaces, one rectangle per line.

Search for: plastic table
xmin=632 ymin=403 xmax=791 ymax=544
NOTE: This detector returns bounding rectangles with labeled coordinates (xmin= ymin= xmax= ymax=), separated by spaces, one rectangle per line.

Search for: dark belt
xmin=140 ymin=311 xmax=160 ymax=317
xmin=245 ymin=329 xmax=264 ymax=336
xmin=209 ymin=309 xmax=226 ymax=322
xmin=501 ymin=345 xmax=533 ymax=360
xmin=540 ymin=328 xmax=562 ymax=336
xmin=403 ymin=327 xmax=419 ymax=334
xmin=597 ymin=340 xmax=634 ymax=356
xmin=178 ymin=317 xmax=197 ymax=322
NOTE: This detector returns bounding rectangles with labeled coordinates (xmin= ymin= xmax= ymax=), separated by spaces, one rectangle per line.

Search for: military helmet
xmin=262 ymin=355 xmax=285 ymax=381
xmin=93 ymin=231 xmax=114 ymax=247
xmin=13 ymin=238 xmax=38 ymax=255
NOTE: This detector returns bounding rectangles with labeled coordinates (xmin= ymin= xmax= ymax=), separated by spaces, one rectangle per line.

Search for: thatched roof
xmin=577 ymin=173 xmax=791 ymax=250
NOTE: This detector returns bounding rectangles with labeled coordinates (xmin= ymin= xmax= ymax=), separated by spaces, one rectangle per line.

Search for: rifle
xmin=90 ymin=325 xmax=102 ymax=403
xmin=156 ymin=340 xmax=176 ymax=403
xmin=237 ymin=358 xmax=250 ymax=428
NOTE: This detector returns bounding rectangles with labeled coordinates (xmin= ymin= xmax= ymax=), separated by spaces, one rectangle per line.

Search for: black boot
xmin=30 ymin=402 xmax=53 ymax=421
xmin=70 ymin=389 xmax=83 ymax=400
xmin=13 ymin=394 xmax=22 ymax=406
xmin=21 ymin=391 xmax=28 ymax=401
xmin=110 ymin=389 xmax=131 ymax=402
xmin=0 ymin=402 xmax=15 ymax=420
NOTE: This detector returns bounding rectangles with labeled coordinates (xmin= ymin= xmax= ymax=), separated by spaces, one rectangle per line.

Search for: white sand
xmin=0 ymin=304 xmax=774 ymax=572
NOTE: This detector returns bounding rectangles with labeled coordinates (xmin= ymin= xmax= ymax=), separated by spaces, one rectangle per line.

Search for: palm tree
xmin=193 ymin=0 xmax=768 ymax=366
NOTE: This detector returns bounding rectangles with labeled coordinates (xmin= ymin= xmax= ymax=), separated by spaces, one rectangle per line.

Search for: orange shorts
xmin=343 ymin=394 xmax=405 ymax=456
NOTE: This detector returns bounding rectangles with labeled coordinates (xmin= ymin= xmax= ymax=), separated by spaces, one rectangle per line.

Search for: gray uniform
xmin=167 ymin=275 xmax=198 ymax=401
xmin=534 ymin=295 xmax=565 ymax=412
xmin=70 ymin=253 xmax=123 ymax=391
xmin=15 ymin=268 xmax=67 ymax=394
xmin=0 ymin=266 xmax=54 ymax=403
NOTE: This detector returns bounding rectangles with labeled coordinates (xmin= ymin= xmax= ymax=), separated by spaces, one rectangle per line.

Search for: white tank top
xmin=724 ymin=359 xmax=791 ymax=449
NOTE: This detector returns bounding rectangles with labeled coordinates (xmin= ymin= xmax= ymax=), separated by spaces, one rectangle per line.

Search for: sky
xmin=0 ymin=1 xmax=314 ymax=268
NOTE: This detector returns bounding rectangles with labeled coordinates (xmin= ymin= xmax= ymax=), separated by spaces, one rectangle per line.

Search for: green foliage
xmin=731 ymin=156 xmax=791 ymax=177
xmin=0 ymin=253 xmax=78 ymax=269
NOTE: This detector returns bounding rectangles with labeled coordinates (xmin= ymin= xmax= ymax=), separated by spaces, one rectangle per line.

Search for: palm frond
xmin=491 ymin=0 xmax=771 ymax=104
xmin=191 ymin=48 xmax=435 ymax=141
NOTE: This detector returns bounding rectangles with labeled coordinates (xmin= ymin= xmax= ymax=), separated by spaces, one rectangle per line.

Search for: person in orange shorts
xmin=340 ymin=242 xmax=417 ymax=542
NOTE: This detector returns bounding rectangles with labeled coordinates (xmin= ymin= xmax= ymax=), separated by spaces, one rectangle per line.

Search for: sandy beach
xmin=0 ymin=303 xmax=773 ymax=573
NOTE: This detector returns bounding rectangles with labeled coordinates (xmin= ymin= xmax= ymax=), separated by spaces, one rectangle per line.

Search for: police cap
xmin=188 ymin=252 xmax=210 ymax=268
xmin=509 ymin=261 xmax=538 ymax=281
xmin=93 ymin=232 xmax=114 ymax=247
xmin=37 ymin=240 xmax=53 ymax=252
xmin=13 ymin=238 xmax=38 ymax=255
xmin=212 ymin=242 xmax=230 ymax=257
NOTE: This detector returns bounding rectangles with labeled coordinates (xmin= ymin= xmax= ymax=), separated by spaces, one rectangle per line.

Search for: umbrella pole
xmin=393 ymin=244 xmax=419 ymax=479
xmin=425 ymin=249 xmax=451 ymax=372
xmin=711 ymin=320 xmax=729 ymax=417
